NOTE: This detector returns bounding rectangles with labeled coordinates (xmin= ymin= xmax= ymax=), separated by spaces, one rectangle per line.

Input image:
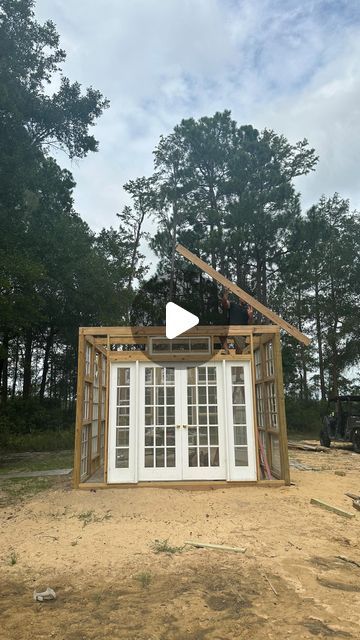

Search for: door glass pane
xmin=235 ymin=447 xmax=248 ymax=466
xmin=231 ymin=366 xmax=249 ymax=469
xmin=143 ymin=367 xmax=178 ymax=469
xmin=186 ymin=365 xmax=219 ymax=469
xmin=115 ymin=367 xmax=131 ymax=470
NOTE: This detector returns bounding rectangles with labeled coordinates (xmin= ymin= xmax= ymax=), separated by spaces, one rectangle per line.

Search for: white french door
xmin=107 ymin=360 xmax=256 ymax=483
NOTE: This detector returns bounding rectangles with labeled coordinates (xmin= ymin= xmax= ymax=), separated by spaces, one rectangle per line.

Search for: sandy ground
xmin=0 ymin=445 xmax=360 ymax=640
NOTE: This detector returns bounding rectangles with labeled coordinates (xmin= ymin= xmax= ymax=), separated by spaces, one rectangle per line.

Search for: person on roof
xmin=219 ymin=288 xmax=253 ymax=354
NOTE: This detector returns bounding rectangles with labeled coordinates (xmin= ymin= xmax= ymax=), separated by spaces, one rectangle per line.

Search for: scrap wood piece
xmin=310 ymin=498 xmax=355 ymax=519
xmin=352 ymin=499 xmax=360 ymax=512
xmin=337 ymin=555 xmax=360 ymax=569
xmin=175 ymin=243 xmax=311 ymax=346
xmin=345 ymin=492 xmax=360 ymax=501
xmin=263 ymin=572 xmax=278 ymax=596
xmin=288 ymin=442 xmax=329 ymax=453
xmin=184 ymin=540 xmax=246 ymax=553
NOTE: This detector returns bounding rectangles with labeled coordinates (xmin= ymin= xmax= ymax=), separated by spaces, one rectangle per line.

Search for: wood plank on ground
xmin=310 ymin=498 xmax=355 ymax=519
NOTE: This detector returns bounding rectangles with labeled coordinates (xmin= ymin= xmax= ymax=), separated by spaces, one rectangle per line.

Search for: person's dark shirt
xmin=227 ymin=301 xmax=249 ymax=325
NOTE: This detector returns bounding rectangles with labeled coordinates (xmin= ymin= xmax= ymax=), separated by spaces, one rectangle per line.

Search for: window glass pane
xmin=145 ymin=406 xmax=154 ymax=425
xmin=210 ymin=447 xmax=219 ymax=466
xmin=188 ymin=406 xmax=196 ymax=425
xmin=156 ymin=426 xmax=165 ymax=446
xmin=166 ymin=368 xmax=175 ymax=384
xmin=145 ymin=387 xmax=153 ymax=406
xmin=198 ymin=367 xmax=206 ymax=383
xmin=116 ymin=428 xmax=129 ymax=447
xmin=166 ymin=406 xmax=175 ymax=425
xmin=115 ymin=448 xmax=129 ymax=468
xmin=208 ymin=406 xmax=218 ymax=424
xmin=231 ymin=367 xmax=244 ymax=384
xmin=234 ymin=447 xmax=248 ymax=466
xmin=187 ymin=368 xmax=196 ymax=385
xmin=167 ymin=448 xmax=175 ymax=467
xmin=145 ymin=449 xmax=154 ymax=467
xmin=209 ymin=427 xmax=218 ymax=445
xmin=233 ymin=406 xmax=246 ymax=425
xmin=145 ymin=368 xmax=153 ymax=385
xmin=199 ymin=426 xmax=208 ymax=445
xmin=198 ymin=406 xmax=208 ymax=425
xmin=187 ymin=387 xmax=197 ymax=405
xmin=271 ymin=436 xmax=281 ymax=471
xmin=116 ymin=407 xmax=129 ymax=426
xmin=156 ymin=448 xmax=165 ymax=467
xmin=166 ymin=387 xmax=175 ymax=405
xmin=188 ymin=427 xmax=197 ymax=446
xmin=117 ymin=387 xmax=130 ymax=405
xmin=198 ymin=386 xmax=207 ymax=404
xmin=155 ymin=368 xmax=164 ymax=385
xmin=145 ymin=427 xmax=154 ymax=446
xmin=199 ymin=448 xmax=209 ymax=466
xmin=207 ymin=367 xmax=216 ymax=382
xmin=188 ymin=448 xmax=198 ymax=467
xmin=117 ymin=368 xmax=130 ymax=386
xmin=156 ymin=407 xmax=164 ymax=425
xmin=232 ymin=386 xmax=245 ymax=404
xmin=234 ymin=425 xmax=247 ymax=446
xmin=208 ymin=386 xmax=217 ymax=404
xmin=156 ymin=386 xmax=164 ymax=405
xmin=166 ymin=427 xmax=175 ymax=446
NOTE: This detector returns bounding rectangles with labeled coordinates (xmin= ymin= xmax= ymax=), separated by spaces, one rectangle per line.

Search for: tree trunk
xmin=0 ymin=333 xmax=9 ymax=403
xmin=23 ymin=329 xmax=33 ymax=398
xmin=39 ymin=327 xmax=55 ymax=401
xmin=12 ymin=337 xmax=19 ymax=398
xmin=314 ymin=277 xmax=326 ymax=400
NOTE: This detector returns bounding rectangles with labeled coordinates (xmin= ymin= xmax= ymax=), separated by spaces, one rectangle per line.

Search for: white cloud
xmin=34 ymin=0 xmax=360 ymax=234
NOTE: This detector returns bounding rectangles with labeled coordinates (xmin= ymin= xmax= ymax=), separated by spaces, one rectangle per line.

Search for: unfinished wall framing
xmin=73 ymin=325 xmax=290 ymax=489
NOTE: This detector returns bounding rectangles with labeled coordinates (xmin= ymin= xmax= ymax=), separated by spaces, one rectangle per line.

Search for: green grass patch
xmin=150 ymin=539 xmax=184 ymax=554
xmin=2 ymin=429 xmax=74 ymax=452
xmin=76 ymin=510 xmax=112 ymax=527
xmin=134 ymin=571 xmax=152 ymax=588
xmin=0 ymin=450 xmax=73 ymax=474
xmin=0 ymin=476 xmax=54 ymax=504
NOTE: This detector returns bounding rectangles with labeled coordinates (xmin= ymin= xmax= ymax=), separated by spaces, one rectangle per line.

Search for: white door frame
xmin=108 ymin=359 xmax=257 ymax=483
xmin=224 ymin=360 xmax=257 ymax=481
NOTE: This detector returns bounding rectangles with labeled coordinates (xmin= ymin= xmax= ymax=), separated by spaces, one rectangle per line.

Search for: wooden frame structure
xmin=73 ymin=243 xmax=310 ymax=490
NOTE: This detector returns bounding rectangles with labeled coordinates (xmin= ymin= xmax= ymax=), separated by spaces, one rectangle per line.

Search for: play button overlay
xmin=166 ymin=302 xmax=199 ymax=339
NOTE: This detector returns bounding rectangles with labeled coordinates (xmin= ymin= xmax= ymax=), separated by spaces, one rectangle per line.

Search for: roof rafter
xmin=175 ymin=243 xmax=311 ymax=346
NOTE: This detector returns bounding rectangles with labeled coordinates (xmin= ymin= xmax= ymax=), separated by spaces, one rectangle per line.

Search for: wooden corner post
xmin=273 ymin=332 xmax=290 ymax=485
xmin=73 ymin=329 xmax=86 ymax=488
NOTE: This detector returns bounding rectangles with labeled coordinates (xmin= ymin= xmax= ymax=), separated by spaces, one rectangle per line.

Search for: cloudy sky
xmin=35 ymin=0 xmax=360 ymax=233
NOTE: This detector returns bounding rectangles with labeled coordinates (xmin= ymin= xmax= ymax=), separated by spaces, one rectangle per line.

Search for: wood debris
xmin=310 ymin=498 xmax=355 ymax=519
xmin=184 ymin=540 xmax=246 ymax=553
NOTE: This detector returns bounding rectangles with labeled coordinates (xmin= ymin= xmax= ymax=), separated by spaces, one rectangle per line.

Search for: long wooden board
xmin=175 ymin=243 xmax=311 ymax=346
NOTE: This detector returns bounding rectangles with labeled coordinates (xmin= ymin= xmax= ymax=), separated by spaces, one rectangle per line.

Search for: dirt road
xmin=0 ymin=445 xmax=359 ymax=639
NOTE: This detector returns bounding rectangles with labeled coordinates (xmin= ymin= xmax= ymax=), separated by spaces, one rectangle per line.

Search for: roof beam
xmin=176 ymin=243 xmax=311 ymax=346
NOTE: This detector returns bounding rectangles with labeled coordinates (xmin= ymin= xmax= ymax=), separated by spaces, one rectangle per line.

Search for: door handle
xmin=176 ymin=424 xmax=181 ymax=429
xmin=182 ymin=424 xmax=188 ymax=428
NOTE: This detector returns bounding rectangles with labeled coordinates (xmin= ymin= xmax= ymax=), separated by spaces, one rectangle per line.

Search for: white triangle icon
xmin=166 ymin=302 xmax=199 ymax=339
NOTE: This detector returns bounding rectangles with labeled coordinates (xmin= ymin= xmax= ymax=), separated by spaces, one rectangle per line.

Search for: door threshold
xmin=78 ymin=479 xmax=285 ymax=490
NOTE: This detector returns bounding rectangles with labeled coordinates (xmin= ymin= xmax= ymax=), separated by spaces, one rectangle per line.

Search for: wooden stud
xmin=104 ymin=349 xmax=110 ymax=484
xmin=73 ymin=331 xmax=86 ymax=488
xmin=250 ymin=333 xmax=261 ymax=482
xmin=310 ymin=498 xmax=355 ymax=519
xmin=273 ymin=332 xmax=290 ymax=485
xmin=175 ymin=243 xmax=311 ymax=346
